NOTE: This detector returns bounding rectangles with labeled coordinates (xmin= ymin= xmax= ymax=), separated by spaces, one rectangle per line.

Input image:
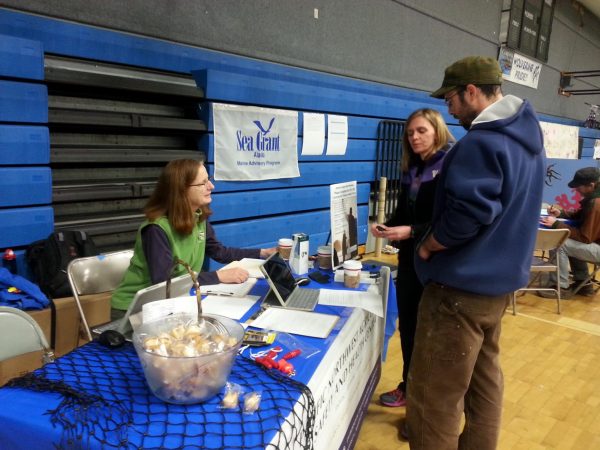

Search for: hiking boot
xmin=379 ymin=388 xmax=406 ymax=407
xmin=536 ymin=285 xmax=572 ymax=299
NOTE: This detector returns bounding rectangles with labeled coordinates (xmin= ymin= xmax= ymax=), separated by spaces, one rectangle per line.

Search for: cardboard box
xmin=0 ymin=294 xmax=111 ymax=385
xmin=0 ymin=349 xmax=46 ymax=386
xmin=53 ymin=293 xmax=111 ymax=356
xmin=26 ymin=307 xmax=52 ymax=344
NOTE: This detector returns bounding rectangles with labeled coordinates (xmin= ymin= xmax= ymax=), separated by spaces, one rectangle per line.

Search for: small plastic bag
xmin=243 ymin=391 xmax=262 ymax=414
xmin=220 ymin=382 xmax=243 ymax=410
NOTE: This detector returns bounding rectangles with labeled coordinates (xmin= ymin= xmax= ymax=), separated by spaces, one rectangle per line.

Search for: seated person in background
xmin=539 ymin=167 xmax=600 ymax=297
xmin=111 ymin=158 xmax=276 ymax=318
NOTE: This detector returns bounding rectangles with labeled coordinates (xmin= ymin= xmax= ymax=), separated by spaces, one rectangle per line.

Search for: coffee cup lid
xmin=278 ymin=238 xmax=293 ymax=246
xmin=343 ymin=260 xmax=362 ymax=270
xmin=318 ymin=245 xmax=332 ymax=254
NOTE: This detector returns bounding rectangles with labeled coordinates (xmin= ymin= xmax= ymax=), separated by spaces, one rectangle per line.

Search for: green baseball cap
xmin=431 ymin=56 xmax=503 ymax=99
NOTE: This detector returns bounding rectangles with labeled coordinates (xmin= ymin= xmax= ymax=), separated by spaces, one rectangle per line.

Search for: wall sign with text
xmin=213 ymin=103 xmax=299 ymax=181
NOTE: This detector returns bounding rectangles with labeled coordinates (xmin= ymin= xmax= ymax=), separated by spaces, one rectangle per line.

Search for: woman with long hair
xmin=111 ymin=158 xmax=275 ymax=317
xmin=371 ymin=109 xmax=455 ymax=407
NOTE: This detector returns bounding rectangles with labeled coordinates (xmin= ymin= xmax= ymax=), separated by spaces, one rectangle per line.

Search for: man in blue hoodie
xmin=405 ymin=57 xmax=546 ymax=449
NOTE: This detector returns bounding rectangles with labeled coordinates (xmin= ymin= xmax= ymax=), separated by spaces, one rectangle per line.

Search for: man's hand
xmin=417 ymin=233 xmax=446 ymax=261
xmin=547 ymin=205 xmax=561 ymax=217
xmin=540 ymin=215 xmax=557 ymax=227
xmin=418 ymin=244 xmax=433 ymax=261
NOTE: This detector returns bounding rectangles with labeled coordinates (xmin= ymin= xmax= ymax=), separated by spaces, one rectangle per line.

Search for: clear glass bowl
xmin=133 ymin=313 xmax=244 ymax=404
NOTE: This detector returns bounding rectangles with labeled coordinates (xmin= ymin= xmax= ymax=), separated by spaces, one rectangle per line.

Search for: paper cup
xmin=343 ymin=260 xmax=362 ymax=289
xmin=317 ymin=245 xmax=332 ymax=270
xmin=278 ymin=238 xmax=294 ymax=260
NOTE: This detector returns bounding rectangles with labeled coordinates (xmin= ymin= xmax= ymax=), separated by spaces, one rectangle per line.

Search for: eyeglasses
xmin=444 ymin=89 xmax=464 ymax=106
xmin=189 ymin=176 xmax=213 ymax=188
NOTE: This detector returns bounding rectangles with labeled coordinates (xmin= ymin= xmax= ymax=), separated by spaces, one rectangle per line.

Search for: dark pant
xmin=406 ymin=283 xmax=509 ymax=450
xmin=395 ymin=266 xmax=424 ymax=393
xmin=110 ymin=308 xmax=127 ymax=322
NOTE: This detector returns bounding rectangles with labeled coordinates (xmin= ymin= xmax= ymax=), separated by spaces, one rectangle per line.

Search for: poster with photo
xmin=330 ymin=181 xmax=358 ymax=268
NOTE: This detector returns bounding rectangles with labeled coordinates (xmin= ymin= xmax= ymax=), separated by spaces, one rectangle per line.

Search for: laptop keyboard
xmin=287 ymin=288 xmax=319 ymax=310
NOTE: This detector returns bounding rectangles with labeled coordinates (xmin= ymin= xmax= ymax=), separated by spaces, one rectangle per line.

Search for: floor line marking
xmin=515 ymin=313 xmax=600 ymax=336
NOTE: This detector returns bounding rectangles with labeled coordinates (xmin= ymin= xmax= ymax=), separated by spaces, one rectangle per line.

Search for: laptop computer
xmin=259 ymin=252 xmax=320 ymax=312
xmin=92 ymin=273 xmax=194 ymax=339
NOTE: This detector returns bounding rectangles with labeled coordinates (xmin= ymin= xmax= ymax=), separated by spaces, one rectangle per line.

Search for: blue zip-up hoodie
xmin=415 ymin=95 xmax=546 ymax=296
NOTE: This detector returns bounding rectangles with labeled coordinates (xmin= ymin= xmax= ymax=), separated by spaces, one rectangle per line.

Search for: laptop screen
xmin=261 ymin=253 xmax=297 ymax=302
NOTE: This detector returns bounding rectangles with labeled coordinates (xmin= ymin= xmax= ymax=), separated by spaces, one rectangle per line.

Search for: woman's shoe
xmin=379 ymin=388 xmax=406 ymax=407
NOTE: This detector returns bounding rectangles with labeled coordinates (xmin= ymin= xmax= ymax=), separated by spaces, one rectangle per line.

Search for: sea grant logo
xmin=236 ymin=117 xmax=281 ymax=158
xmin=213 ymin=103 xmax=299 ymax=181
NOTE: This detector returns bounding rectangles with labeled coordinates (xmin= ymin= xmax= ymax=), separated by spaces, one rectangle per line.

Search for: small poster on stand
xmin=330 ymin=181 xmax=358 ymax=268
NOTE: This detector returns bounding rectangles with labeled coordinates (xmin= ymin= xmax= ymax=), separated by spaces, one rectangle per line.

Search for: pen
xmin=205 ymin=291 xmax=235 ymax=297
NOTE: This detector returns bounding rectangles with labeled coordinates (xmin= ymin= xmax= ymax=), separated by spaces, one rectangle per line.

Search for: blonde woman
xmin=371 ymin=108 xmax=454 ymax=407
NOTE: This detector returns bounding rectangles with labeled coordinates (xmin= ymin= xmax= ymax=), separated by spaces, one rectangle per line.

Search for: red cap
xmin=3 ymin=249 xmax=16 ymax=261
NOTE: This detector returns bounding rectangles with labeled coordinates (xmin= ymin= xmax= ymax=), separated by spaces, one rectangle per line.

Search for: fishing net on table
xmin=6 ymin=341 xmax=315 ymax=450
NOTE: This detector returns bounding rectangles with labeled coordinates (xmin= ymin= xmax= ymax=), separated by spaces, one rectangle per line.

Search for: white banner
xmin=540 ymin=121 xmax=579 ymax=159
xmin=213 ymin=103 xmax=299 ymax=181
xmin=498 ymin=47 xmax=541 ymax=89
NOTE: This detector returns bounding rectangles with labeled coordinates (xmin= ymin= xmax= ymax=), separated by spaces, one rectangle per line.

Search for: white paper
xmin=594 ymin=139 xmax=600 ymax=160
xmin=326 ymin=114 xmax=348 ymax=155
xmin=141 ymin=296 xmax=199 ymax=323
xmin=251 ymin=308 xmax=339 ymax=338
xmin=318 ymin=287 xmax=384 ymax=318
xmin=219 ymin=258 xmax=265 ymax=279
xmin=200 ymin=278 xmax=258 ymax=296
xmin=301 ymin=112 xmax=325 ymax=155
xmin=201 ymin=295 xmax=260 ymax=320
xmin=539 ymin=121 xmax=579 ymax=159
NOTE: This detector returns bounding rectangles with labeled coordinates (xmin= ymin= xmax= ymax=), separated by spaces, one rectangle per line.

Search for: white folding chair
xmin=0 ymin=306 xmax=54 ymax=364
xmin=67 ymin=249 xmax=133 ymax=341
xmin=512 ymin=228 xmax=570 ymax=315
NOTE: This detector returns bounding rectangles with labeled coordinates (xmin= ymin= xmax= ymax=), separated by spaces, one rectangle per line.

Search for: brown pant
xmin=406 ymin=283 xmax=510 ymax=450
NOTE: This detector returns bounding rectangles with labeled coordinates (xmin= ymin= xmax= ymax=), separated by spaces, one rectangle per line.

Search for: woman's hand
xmin=259 ymin=247 xmax=277 ymax=258
xmin=371 ymin=224 xmax=412 ymax=241
xmin=217 ymin=267 xmax=250 ymax=284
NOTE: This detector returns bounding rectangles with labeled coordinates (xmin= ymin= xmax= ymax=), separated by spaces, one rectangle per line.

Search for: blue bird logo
xmin=253 ymin=118 xmax=275 ymax=135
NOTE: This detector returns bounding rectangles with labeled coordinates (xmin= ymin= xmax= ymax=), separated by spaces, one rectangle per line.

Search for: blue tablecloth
xmin=0 ymin=269 xmax=397 ymax=450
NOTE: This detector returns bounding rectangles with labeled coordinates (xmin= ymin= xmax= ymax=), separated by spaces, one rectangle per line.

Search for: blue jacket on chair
xmin=0 ymin=267 xmax=50 ymax=310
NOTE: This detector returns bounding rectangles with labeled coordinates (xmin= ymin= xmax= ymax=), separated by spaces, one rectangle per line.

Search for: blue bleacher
xmin=1 ymin=8 xmax=600 ymax=279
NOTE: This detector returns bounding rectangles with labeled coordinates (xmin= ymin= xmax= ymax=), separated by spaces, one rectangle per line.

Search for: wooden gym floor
xmin=355 ymin=287 xmax=600 ymax=449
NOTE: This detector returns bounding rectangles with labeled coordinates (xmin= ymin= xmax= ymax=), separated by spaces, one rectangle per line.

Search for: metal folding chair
xmin=67 ymin=249 xmax=133 ymax=341
xmin=0 ymin=306 xmax=54 ymax=363
xmin=570 ymin=263 xmax=600 ymax=296
xmin=512 ymin=228 xmax=570 ymax=315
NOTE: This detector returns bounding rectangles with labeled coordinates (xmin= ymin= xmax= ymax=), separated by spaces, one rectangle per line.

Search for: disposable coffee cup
xmin=343 ymin=260 xmax=362 ymax=289
xmin=278 ymin=238 xmax=294 ymax=260
xmin=317 ymin=245 xmax=332 ymax=270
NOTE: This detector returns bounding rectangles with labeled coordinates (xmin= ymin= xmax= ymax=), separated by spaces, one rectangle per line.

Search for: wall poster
xmin=213 ymin=103 xmax=299 ymax=181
